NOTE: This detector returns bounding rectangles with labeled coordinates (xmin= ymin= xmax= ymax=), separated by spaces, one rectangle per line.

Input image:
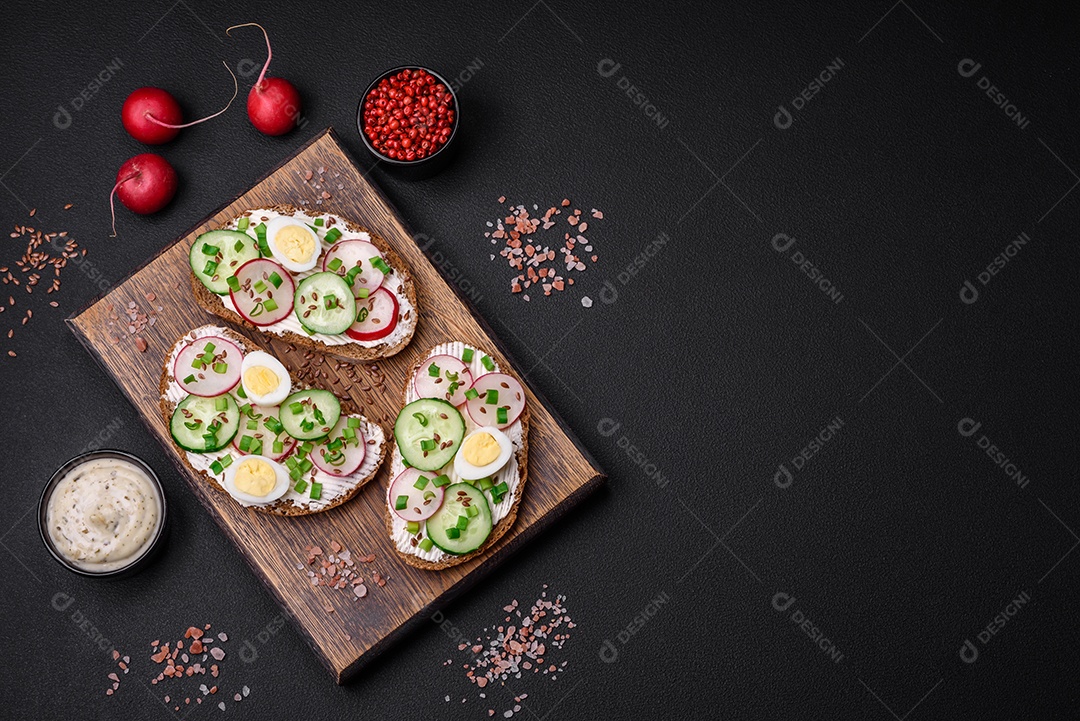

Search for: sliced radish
xmin=414 ymin=355 xmax=474 ymax=406
xmin=229 ymin=258 xmax=296 ymax=326
xmin=345 ymin=287 xmax=399 ymax=342
xmin=231 ymin=404 xmax=297 ymax=461
xmin=388 ymin=467 xmax=445 ymax=522
xmin=323 ymin=240 xmax=385 ymax=297
xmin=173 ymin=336 xmax=243 ymax=397
xmin=310 ymin=416 xmax=367 ymax=476
xmin=466 ymin=373 xmax=526 ymax=429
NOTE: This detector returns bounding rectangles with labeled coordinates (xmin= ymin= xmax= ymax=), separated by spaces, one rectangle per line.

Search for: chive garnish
xmin=462 ymin=348 xmax=474 ymax=363
xmin=268 ymin=271 xmax=283 ymax=288
xmin=428 ymin=363 xmax=441 ymax=378
xmin=327 ymin=257 xmax=343 ymax=272
xmin=413 ymin=412 xmax=428 ymax=427
xmin=263 ymin=298 xmax=278 ymax=312
xmin=481 ymin=355 xmax=494 ymax=371
xmin=183 ymin=374 xmax=196 ymax=384
xmin=372 ymin=257 xmax=390 ymax=274
xmin=324 ymin=228 xmax=342 ymax=243
xmin=420 ymin=439 xmax=436 ymax=452
xmin=309 ymin=482 xmax=322 ymax=500
xmin=464 ymin=388 xmax=480 ymax=401
xmin=227 ymin=275 xmax=241 ymax=292
xmin=201 ymin=243 xmax=219 ymax=256
xmin=446 ymin=527 xmax=461 ymax=539
xmin=419 ymin=538 xmax=434 ymax=551
xmin=237 ymin=217 xmax=250 ymax=232
xmin=432 ymin=474 xmax=450 ymax=488
xmin=395 ymin=495 xmax=409 ymax=511
xmin=485 ymin=389 xmax=499 ymax=405
xmin=497 ymin=407 xmax=508 ymax=425
xmin=293 ymin=478 xmax=308 ymax=493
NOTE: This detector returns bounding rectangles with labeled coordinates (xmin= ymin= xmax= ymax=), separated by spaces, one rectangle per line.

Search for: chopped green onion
xmin=432 ymin=474 xmax=450 ymax=488
xmin=493 ymin=482 xmax=509 ymax=497
xmin=406 ymin=521 xmax=420 ymax=535
xmin=414 ymin=475 xmax=430 ymax=490
xmin=347 ymin=417 xmax=360 ymax=428
xmin=183 ymin=374 xmax=196 ymax=384
xmin=345 ymin=265 xmax=363 ymax=286
xmin=203 ymin=341 xmax=216 ymax=353
xmin=309 ymin=482 xmax=322 ymax=500
xmin=301 ymin=419 xmax=315 ymax=433
xmin=355 ymin=307 xmax=369 ymax=324
xmin=289 ymin=466 xmax=302 ymax=481
xmin=219 ymin=453 xmax=233 ymax=469
xmin=497 ymin=407 xmax=508 ymax=425
xmin=428 ymin=363 xmax=441 ymax=378
xmin=423 ymin=490 xmax=436 ymax=502
xmin=201 ymin=350 xmax=215 ymax=364
xmin=327 ymin=257 xmax=343 ymax=272
xmin=314 ymin=217 xmax=325 ymax=227
xmin=246 ymin=419 xmax=258 ymax=431
xmin=477 ymin=477 xmax=494 ymax=491
xmin=420 ymin=439 xmax=436 ymax=452
xmin=419 ymin=538 xmax=434 ymax=551
xmin=372 ymin=257 xmax=391 ymax=274
xmin=298 ymin=458 xmax=313 ymax=474
xmin=233 ymin=239 xmax=245 ymax=252
xmin=201 ymin=243 xmax=220 ymax=256
xmin=481 ymin=355 xmax=494 ymax=371
xmin=237 ymin=217 xmax=250 ymax=232
xmin=226 ymin=275 xmax=241 ymax=292
xmin=486 ymin=389 xmax=499 ymax=405
xmin=255 ymin=224 xmax=270 ymax=256
xmin=413 ymin=412 xmax=428 ymax=427
xmin=467 ymin=505 xmax=479 ymax=518
xmin=464 ymin=388 xmax=480 ymax=401
xmin=395 ymin=495 xmax=409 ymax=511
xmin=293 ymin=478 xmax=308 ymax=493
xmin=290 ymin=401 xmax=304 ymax=414
xmin=239 ymin=435 xmax=253 ymax=452
xmin=324 ymin=228 xmax=342 ymax=243
xmin=268 ymin=271 xmax=283 ymax=288
xmin=236 ymin=385 xmax=247 ymax=399
xmin=203 ymin=260 xmax=219 ymax=276
xmin=265 ymin=417 xmax=284 ymax=434
xmin=327 ymin=437 xmax=343 ymax=452
xmin=402 ymin=458 xmax=411 ymax=468
xmin=356 ymin=287 xmax=369 ymax=299
xmin=210 ymin=458 xmax=226 ymax=474
xmin=254 ymin=279 xmax=267 ymax=293
xmin=184 ymin=420 xmax=202 ymax=431
xmin=342 ymin=426 xmax=357 ymax=443
xmin=213 ymin=362 xmax=229 ymax=375
xmin=446 ymin=527 xmax=461 ymax=539
xmin=263 ymin=298 xmax=279 ymax=312
xmin=272 ymin=440 xmax=284 ymax=455
xmin=462 ymin=348 xmax=474 ymax=363
xmin=324 ymin=295 xmax=338 ymax=309
xmin=285 ymin=457 xmax=298 ymax=470
xmin=250 ymin=439 xmax=262 ymax=455
xmin=456 ymin=515 xmax=469 ymax=530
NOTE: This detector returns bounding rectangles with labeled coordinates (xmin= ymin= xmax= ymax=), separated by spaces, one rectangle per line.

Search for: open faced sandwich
xmin=188 ymin=204 xmax=417 ymax=361
xmin=159 ymin=325 xmax=387 ymax=515
xmin=387 ymin=342 xmax=529 ymax=569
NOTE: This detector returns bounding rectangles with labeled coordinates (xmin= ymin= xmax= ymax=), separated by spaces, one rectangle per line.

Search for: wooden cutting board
xmin=66 ymin=127 xmax=605 ymax=683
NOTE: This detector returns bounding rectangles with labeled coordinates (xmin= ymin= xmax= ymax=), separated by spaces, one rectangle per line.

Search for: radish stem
xmin=144 ymin=62 xmax=239 ymax=129
xmin=109 ymin=172 xmax=139 ymax=237
xmin=226 ymin=22 xmax=272 ymax=90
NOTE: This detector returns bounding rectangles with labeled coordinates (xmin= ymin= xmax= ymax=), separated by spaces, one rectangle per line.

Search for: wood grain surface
xmin=66 ymin=127 xmax=605 ymax=684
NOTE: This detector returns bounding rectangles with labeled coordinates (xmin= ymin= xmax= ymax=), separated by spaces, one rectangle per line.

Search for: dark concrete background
xmin=0 ymin=1 xmax=1077 ymax=718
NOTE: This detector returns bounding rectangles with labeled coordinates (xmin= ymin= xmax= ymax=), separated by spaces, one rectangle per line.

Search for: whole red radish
xmin=109 ymin=154 xmax=178 ymax=236
xmin=121 ymin=62 xmax=238 ymax=144
xmin=227 ymin=23 xmax=301 ymax=136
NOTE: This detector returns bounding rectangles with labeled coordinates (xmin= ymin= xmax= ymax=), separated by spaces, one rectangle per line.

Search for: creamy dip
xmin=46 ymin=458 xmax=162 ymax=572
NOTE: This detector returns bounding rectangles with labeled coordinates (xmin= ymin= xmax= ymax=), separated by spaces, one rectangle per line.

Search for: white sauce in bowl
xmin=45 ymin=458 xmax=163 ymax=572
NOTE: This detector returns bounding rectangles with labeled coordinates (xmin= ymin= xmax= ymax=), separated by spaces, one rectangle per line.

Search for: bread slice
xmin=386 ymin=349 xmax=530 ymax=570
xmin=159 ymin=325 xmax=386 ymax=517
xmin=189 ymin=203 xmax=418 ymax=361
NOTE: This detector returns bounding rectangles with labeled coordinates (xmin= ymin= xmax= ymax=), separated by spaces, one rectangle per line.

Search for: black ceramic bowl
xmin=38 ymin=449 xmax=168 ymax=579
xmin=357 ymin=65 xmax=460 ymax=180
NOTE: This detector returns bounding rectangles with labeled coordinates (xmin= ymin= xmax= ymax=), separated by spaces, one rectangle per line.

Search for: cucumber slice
xmin=190 ymin=230 xmax=261 ymax=295
xmin=170 ymin=393 xmax=241 ymax=452
xmin=280 ymin=389 xmax=342 ymax=441
xmin=394 ymin=398 xmax=466 ymax=471
xmin=293 ymin=272 xmax=356 ymax=335
xmin=426 ymin=483 xmax=493 ymax=555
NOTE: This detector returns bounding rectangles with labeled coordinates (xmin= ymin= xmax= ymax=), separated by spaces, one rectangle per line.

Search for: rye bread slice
xmin=385 ymin=348 xmax=530 ymax=570
xmin=189 ymin=203 xmax=418 ymax=361
xmin=159 ymin=325 xmax=386 ymax=517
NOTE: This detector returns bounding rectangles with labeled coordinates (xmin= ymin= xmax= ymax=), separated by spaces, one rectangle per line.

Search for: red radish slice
xmin=413 ymin=355 xmax=474 ymax=406
xmin=345 ymin=287 xmax=399 ymax=341
xmin=231 ymin=403 xmax=297 ymax=461
xmin=173 ymin=336 xmax=243 ymax=397
xmin=310 ymin=416 xmax=367 ymax=476
xmin=388 ymin=467 xmax=445 ymax=522
xmin=466 ymin=373 xmax=526 ymax=429
xmin=323 ymin=240 xmax=385 ymax=297
xmin=229 ymin=258 xmax=295 ymax=326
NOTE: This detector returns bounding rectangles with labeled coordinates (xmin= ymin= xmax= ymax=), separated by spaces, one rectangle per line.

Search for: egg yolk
xmin=462 ymin=433 xmax=501 ymax=467
xmin=275 ymin=225 xmax=315 ymax=263
xmin=244 ymin=366 xmax=279 ymax=396
xmin=234 ymin=459 xmax=276 ymax=497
